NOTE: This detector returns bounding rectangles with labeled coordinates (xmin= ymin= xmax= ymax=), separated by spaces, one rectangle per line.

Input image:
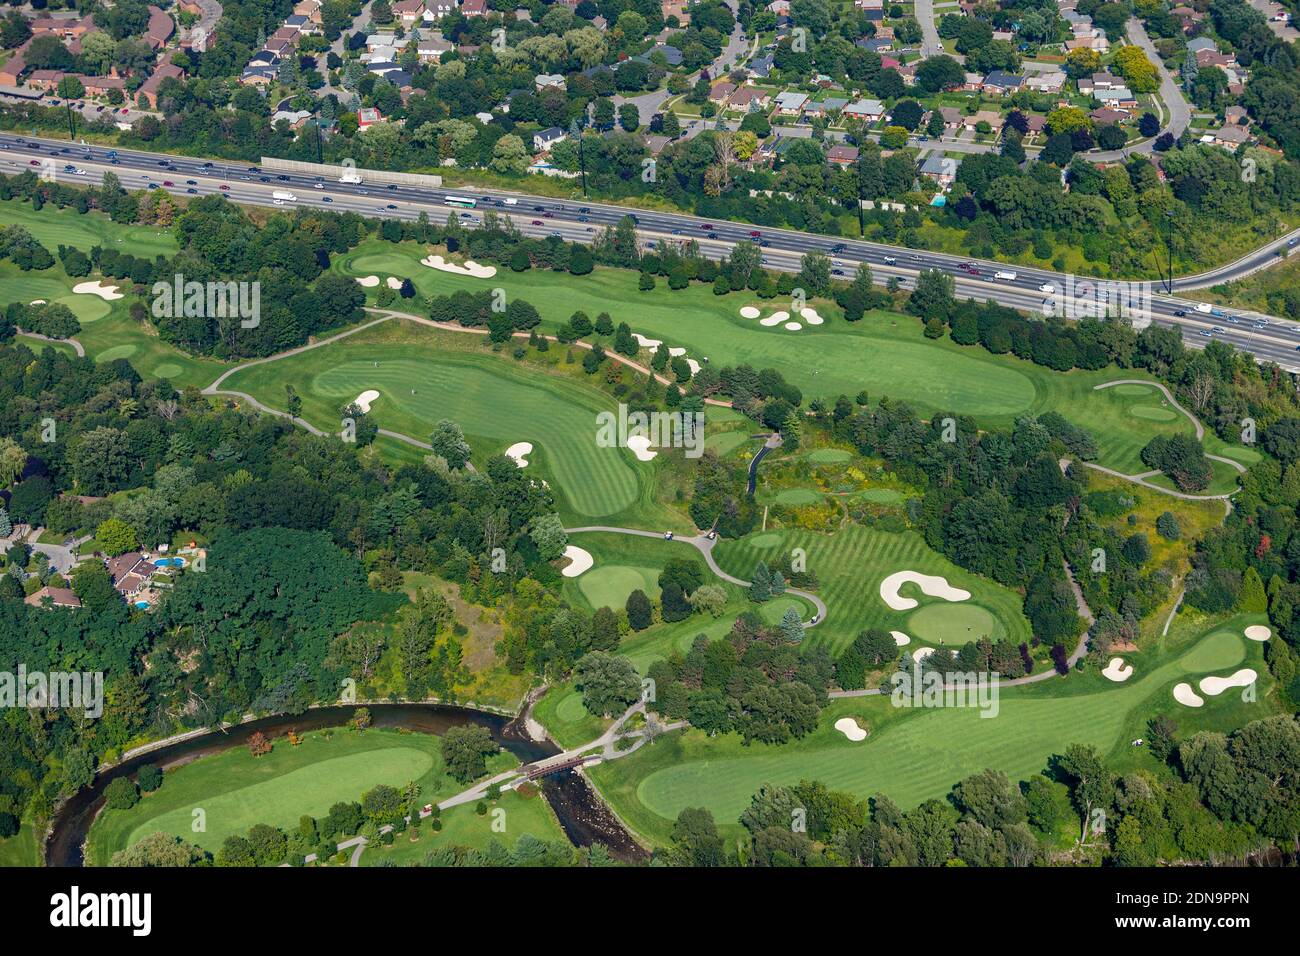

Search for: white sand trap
xmin=29 ymin=299 xmax=46 ymax=305
xmin=686 ymin=358 xmax=701 ymax=375
xmin=1173 ymin=682 xmax=1204 ymax=707
xmin=834 ymin=717 xmax=868 ymax=741
xmin=72 ymin=280 xmax=123 ymax=300
xmin=1199 ymin=668 xmax=1257 ymax=697
xmin=1101 ymin=657 xmax=1133 ymax=682
xmin=626 ymin=435 xmax=657 ymax=461
xmin=504 ymin=441 xmax=533 ymax=467
xmin=1245 ymin=625 xmax=1271 ymax=642
xmin=561 ymin=544 xmax=593 ymax=578
xmin=784 ymin=322 xmax=802 ymax=331
xmin=800 ymin=307 xmax=824 ymax=325
xmin=385 ymin=276 xmax=404 ymax=290
xmin=668 ymin=346 xmax=687 ymax=357
xmin=740 ymin=306 xmax=761 ymax=319
xmin=891 ymin=630 xmax=911 ymax=647
xmin=352 ymin=389 xmax=380 ymax=413
xmin=355 ymin=275 xmax=381 ymax=287
xmin=632 ymin=333 xmax=662 ymax=349
xmin=912 ymin=647 xmax=935 ymax=664
xmin=880 ymin=571 xmax=972 ymax=611
xmin=760 ymin=310 xmax=790 ymax=327
xmin=420 ymin=254 xmax=497 ymax=279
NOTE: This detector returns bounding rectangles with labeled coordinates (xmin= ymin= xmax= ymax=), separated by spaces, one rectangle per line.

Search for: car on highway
xmin=1038 ymin=283 xmax=1055 ymax=293
xmin=386 ymin=203 xmax=397 ymax=209
xmin=531 ymin=219 xmax=544 ymax=225
xmin=1212 ymin=326 xmax=1226 ymax=334
xmin=313 ymin=182 xmax=323 ymax=189
xmin=671 ymin=228 xmax=682 ymax=235
xmin=543 ymin=212 xmax=554 ymax=218
xmin=700 ymin=223 xmax=713 ymax=230
xmin=1226 ymin=316 xmax=1239 ymax=323
xmin=533 ymin=205 xmax=545 ymax=212
xmin=750 ymin=230 xmax=762 ymax=238
xmin=322 ymin=197 xmax=332 ymax=202
xmin=186 ymin=179 xmax=197 ymax=185
xmin=1289 ymin=237 xmax=1300 ymax=247
xmin=883 ymin=255 xmax=897 ymax=264
xmin=1199 ymin=329 xmax=1213 ymax=337
xmin=994 ymin=270 xmax=1018 ymax=281
xmin=578 ymin=207 xmax=591 ymax=214
xmin=1173 ymin=310 xmax=1187 ymax=317
xmin=830 ymin=243 xmax=846 ymax=253
xmin=387 ymin=184 xmax=398 ymax=191
xmin=147 ymin=183 xmax=158 ymax=189
xmin=28 ymin=159 xmax=39 ymax=166
xmin=186 ymin=187 xmax=198 ymax=194
xmin=708 ymin=232 xmax=719 ymax=240
xmin=158 ymin=160 xmax=168 ymax=166
xmin=832 ymin=268 xmax=844 ymax=276
xmin=277 ymin=175 xmax=290 ymax=181
xmin=162 ymin=180 xmax=174 ymax=186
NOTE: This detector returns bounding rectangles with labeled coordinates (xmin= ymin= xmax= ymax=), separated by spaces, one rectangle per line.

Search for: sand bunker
xmin=800 ymin=307 xmax=824 ymax=325
xmin=632 ymin=333 xmax=662 ymax=349
xmin=686 ymin=358 xmax=701 ymax=376
xmin=504 ymin=441 xmax=533 ymax=467
xmin=834 ymin=717 xmax=868 ymax=742
xmin=1173 ymin=682 xmax=1204 ymax=707
xmin=879 ymin=571 xmax=972 ymax=611
xmin=760 ymin=311 xmax=789 ymax=327
xmin=385 ymin=277 xmax=404 ymax=290
xmin=912 ymin=647 xmax=935 ymax=664
xmin=352 ymin=390 xmax=380 ymax=413
xmin=355 ymin=275 xmax=381 ymax=287
xmin=1199 ymin=668 xmax=1257 ymax=697
xmin=891 ymin=630 xmax=911 ymax=647
xmin=561 ymin=544 xmax=593 ymax=578
xmin=29 ymin=299 xmax=46 ymax=305
xmin=784 ymin=322 xmax=802 ymax=331
xmin=740 ymin=306 xmax=761 ymax=319
xmin=420 ymin=255 xmax=497 ymax=279
xmin=668 ymin=346 xmax=687 ymax=357
xmin=72 ymin=280 xmax=123 ymax=300
xmin=1101 ymin=657 xmax=1133 ymax=682
xmin=626 ymin=435 xmax=657 ymax=461
xmin=1244 ymin=625 xmax=1271 ymax=642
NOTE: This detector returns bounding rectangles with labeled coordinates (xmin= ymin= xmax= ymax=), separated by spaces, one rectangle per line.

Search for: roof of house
xmin=844 ymin=97 xmax=885 ymax=114
xmin=920 ymin=153 xmax=959 ymax=175
xmin=25 ymin=586 xmax=81 ymax=608
xmin=774 ymin=90 xmax=809 ymax=108
xmin=984 ymin=69 xmax=1024 ymax=88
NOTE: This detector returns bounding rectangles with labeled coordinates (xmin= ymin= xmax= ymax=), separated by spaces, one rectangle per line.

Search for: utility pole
xmin=856 ymin=148 xmax=865 ymax=237
xmin=1165 ymin=209 xmax=1175 ymax=295
xmin=570 ymin=118 xmax=588 ymax=198
xmin=65 ymin=102 xmax=76 ymax=141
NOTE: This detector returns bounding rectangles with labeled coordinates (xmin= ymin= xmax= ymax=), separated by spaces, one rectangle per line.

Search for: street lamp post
xmin=1165 ymin=209 xmax=1175 ymax=295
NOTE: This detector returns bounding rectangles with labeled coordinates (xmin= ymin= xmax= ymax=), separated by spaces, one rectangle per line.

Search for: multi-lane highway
xmin=3 ymin=131 xmax=1300 ymax=370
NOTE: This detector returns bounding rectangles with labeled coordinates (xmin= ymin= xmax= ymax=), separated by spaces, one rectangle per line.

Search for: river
xmin=45 ymin=702 xmax=646 ymax=866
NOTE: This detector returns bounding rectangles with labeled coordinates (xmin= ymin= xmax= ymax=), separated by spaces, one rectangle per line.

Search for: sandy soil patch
xmin=504 ymin=441 xmax=533 ymax=468
xmin=834 ymin=717 xmax=868 ymax=742
xmin=740 ymin=306 xmax=761 ymax=319
xmin=1173 ymin=682 xmax=1204 ymax=707
xmin=355 ymin=275 xmax=381 ymax=287
xmin=385 ymin=277 xmax=404 ymax=290
xmin=1101 ymin=657 xmax=1133 ymax=682
xmin=891 ymin=630 xmax=911 ymax=647
xmin=1199 ymin=668 xmax=1257 ymax=697
xmin=352 ymin=389 xmax=380 ymax=413
xmin=800 ymin=307 xmax=824 ymax=325
xmin=880 ymin=570 xmax=972 ymax=611
xmin=420 ymin=254 xmax=497 ymax=279
xmin=1245 ymin=625 xmax=1271 ymax=642
xmin=561 ymin=544 xmax=593 ymax=578
xmin=72 ymin=280 xmax=123 ymax=300
xmin=626 ymin=435 xmax=657 ymax=461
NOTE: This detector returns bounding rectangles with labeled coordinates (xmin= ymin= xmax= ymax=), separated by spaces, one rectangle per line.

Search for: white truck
xmin=994 ymin=270 xmax=1018 ymax=281
xmin=272 ymin=190 xmax=297 ymax=203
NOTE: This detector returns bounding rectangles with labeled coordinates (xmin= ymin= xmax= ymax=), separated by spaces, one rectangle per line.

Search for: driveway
xmin=1088 ymin=18 xmax=1191 ymax=162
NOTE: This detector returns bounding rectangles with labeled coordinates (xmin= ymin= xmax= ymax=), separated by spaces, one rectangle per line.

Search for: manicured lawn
xmin=219 ymin=321 xmax=653 ymax=522
xmin=587 ymin=615 xmax=1274 ymax=846
xmin=0 ymin=198 xmax=178 ymax=260
xmin=358 ymin=788 xmax=566 ymax=865
xmin=0 ymin=821 xmax=39 ymax=868
xmin=712 ymin=525 xmax=1032 ymax=656
xmin=532 ymin=680 xmax=611 ymax=751
xmin=86 ymin=727 xmax=514 ymax=864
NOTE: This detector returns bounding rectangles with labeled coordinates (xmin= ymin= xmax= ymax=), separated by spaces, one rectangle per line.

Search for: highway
xmin=3 ymin=131 xmax=1300 ymax=371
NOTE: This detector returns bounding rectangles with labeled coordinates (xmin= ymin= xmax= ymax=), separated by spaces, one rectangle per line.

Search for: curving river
xmin=45 ymin=702 xmax=646 ymax=867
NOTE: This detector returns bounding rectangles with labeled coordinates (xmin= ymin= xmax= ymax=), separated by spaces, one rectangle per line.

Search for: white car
xmin=883 ymin=255 xmax=897 ymax=264
xmin=1038 ymin=282 xmax=1055 ymax=293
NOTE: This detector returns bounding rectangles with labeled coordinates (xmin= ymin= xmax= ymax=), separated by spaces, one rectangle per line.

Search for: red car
xmin=28 ymin=159 xmax=39 ymax=166
xmin=162 ymin=180 xmax=174 ymax=187
xmin=219 ymin=184 xmax=230 ymax=190
xmin=531 ymin=219 xmax=543 ymax=225
xmin=700 ymin=223 xmax=713 ymax=230
xmin=749 ymin=230 xmax=762 ymax=238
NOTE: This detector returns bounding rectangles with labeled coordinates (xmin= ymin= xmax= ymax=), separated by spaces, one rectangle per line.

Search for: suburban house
xmin=962 ymin=110 xmax=1004 ymax=133
xmin=1090 ymin=107 xmax=1130 ymax=125
xmin=1209 ymin=124 xmax=1251 ymax=148
xmin=842 ymin=97 xmax=885 ymax=122
xmin=919 ymin=153 xmax=961 ymax=187
xmin=462 ymin=0 xmax=489 ymax=14
xmin=729 ymin=86 xmax=770 ymax=110
xmin=24 ymin=586 xmax=81 ymax=610
xmin=1095 ymin=87 xmax=1137 ymax=108
xmin=535 ymin=73 xmax=566 ymax=90
xmin=393 ymin=0 xmax=427 ymax=26
xmin=139 ymin=62 xmax=185 ymax=107
xmin=145 ymin=5 xmax=175 ymax=49
xmin=357 ymin=106 xmax=386 ymax=127
xmin=533 ymin=126 xmax=567 ymax=152
xmin=708 ymin=81 xmax=737 ymax=104
xmin=936 ymin=106 xmax=963 ymax=129
xmin=1026 ymin=70 xmax=1066 ymax=94
xmin=826 ymin=144 xmax=860 ymax=166
xmin=982 ymin=70 xmax=1024 ymax=95
xmin=107 ymin=552 xmax=157 ymax=602
xmin=773 ymin=90 xmax=809 ymax=115
xmin=1078 ymin=72 xmax=1121 ymax=95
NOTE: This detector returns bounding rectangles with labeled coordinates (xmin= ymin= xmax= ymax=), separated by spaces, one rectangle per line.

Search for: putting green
xmin=578 ymin=565 xmax=659 ymax=608
xmin=224 ymin=344 xmax=645 ymax=520
xmin=807 ymin=448 xmax=852 ymax=463
xmin=152 ymin=363 xmax=184 ymax=378
xmin=906 ymin=602 xmax=1000 ymax=645
xmin=57 ymin=293 xmax=111 ymax=323
xmin=745 ymin=532 xmax=784 ymax=549
xmin=1129 ymin=405 xmax=1178 ymax=422
xmin=555 ymin=691 xmax=591 ymax=725
xmin=706 ymin=430 xmax=751 ymax=456
xmin=1177 ymin=631 xmax=1246 ymax=673
xmin=1111 ymin=384 xmax=1153 ymax=396
xmin=126 ymin=747 xmax=435 ymax=852
xmin=95 ymin=344 xmax=138 ymax=362
xmin=350 ymin=252 xmax=416 ymax=276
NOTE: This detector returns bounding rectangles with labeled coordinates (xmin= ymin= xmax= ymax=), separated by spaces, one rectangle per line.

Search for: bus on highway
xmin=444 ymin=195 xmax=477 ymax=208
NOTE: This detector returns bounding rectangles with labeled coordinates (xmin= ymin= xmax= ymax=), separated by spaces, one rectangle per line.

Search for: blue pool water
xmin=153 ymin=557 xmax=185 ymax=568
